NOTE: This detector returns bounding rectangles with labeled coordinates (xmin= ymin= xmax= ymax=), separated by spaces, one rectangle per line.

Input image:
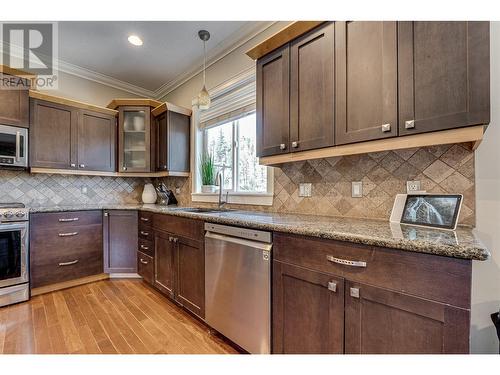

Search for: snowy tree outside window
xmin=203 ymin=112 xmax=268 ymax=193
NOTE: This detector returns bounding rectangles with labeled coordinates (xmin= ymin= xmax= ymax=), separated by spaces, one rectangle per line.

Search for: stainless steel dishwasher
xmin=204 ymin=222 xmax=272 ymax=354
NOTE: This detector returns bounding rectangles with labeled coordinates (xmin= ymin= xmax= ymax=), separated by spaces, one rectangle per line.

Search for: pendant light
xmin=197 ymin=29 xmax=211 ymax=110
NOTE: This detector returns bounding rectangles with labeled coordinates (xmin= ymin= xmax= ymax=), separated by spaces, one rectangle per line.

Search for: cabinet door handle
xmin=122 ymin=166 xmax=127 ymax=171
xmin=58 ymin=217 xmax=79 ymax=222
xmin=70 ymin=163 xmax=76 ymax=168
xmin=168 ymin=236 xmax=173 ymax=242
xmin=279 ymin=143 xmax=286 ymax=150
xmin=58 ymin=231 xmax=79 ymax=237
xmin=140 ymin=258 xmax=148 ymax=265
xmin=79 ymin=164 xmax=85 ymax=168
xmin=350 ymin=287 xmax=360 ymax=298
xmin=326 ymin=255 xmax=366 ymax=268
xmin=173 ymin=237 xmax=178 ymax=243
xmin=327 ymin=281 xmax=337 ymax=293
xmin=140 ymin=217 xmax=149 ymax=222
xmin=140 ymin=231 xmax=149 ymax=236
xmin=59 ymin=259 xmax=79 ymax=266
xmin=381 ymin=123 xmax=391 ymax=132
xmin=405 ymin=119 xmax=415 ymax=129
xmin=291 ymin=141 xmax=298 ymax=148
xmin=140 ymin=244 xmax=149 ymax=250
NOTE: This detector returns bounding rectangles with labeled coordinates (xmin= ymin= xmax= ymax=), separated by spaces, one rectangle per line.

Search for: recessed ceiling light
xmin=128 ymin=35 xmax=143 ymax=46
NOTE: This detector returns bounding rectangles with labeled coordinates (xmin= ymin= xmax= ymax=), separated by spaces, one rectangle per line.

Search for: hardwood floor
xmin=0 ymin=279 xmax=239 ymax=354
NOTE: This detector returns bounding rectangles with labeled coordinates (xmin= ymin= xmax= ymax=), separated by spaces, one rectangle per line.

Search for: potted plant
xmin=200 ymin=152 xmax=218 ymax=193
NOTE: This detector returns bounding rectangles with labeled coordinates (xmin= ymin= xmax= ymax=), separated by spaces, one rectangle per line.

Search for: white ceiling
xmin=56 ymin=21 xmax=271 ymax=97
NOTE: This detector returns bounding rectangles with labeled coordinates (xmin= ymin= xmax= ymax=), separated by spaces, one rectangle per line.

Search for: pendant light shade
xmin=198 ymin=30 xmax=211 ymax=110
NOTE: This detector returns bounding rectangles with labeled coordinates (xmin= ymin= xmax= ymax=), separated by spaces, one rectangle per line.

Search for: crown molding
xmin=57 ymin=59 xmax=156 ymax=97
xmin=152 ymin=21 xmax=277 ymax=100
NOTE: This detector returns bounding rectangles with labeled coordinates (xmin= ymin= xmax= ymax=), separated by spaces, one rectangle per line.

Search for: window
xmin=204 ymin=112 xmax=268 ymax=193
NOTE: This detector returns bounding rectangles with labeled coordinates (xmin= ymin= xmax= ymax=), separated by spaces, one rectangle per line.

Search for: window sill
xmin=191 ymin=192 xmax=273 ymax=206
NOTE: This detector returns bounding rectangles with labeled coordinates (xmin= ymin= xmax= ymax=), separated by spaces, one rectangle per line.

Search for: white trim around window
xmin=191 ymin=67 xmax=274 ymax=206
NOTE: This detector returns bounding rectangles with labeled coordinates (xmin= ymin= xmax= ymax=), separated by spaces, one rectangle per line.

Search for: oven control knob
xmin=15 ymin=211 xmax=25 ymax=218
xmin=3 ymin=211 xmax=13 ymax=218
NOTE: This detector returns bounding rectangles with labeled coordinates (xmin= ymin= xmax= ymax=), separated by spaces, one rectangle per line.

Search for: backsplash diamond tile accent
xmin=0 ymin=170 xmax=147 ymax=207
xmin=172 ymin=143 xmax=475 ymax=226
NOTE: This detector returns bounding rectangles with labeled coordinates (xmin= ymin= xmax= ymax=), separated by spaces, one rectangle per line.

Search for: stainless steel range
xmin=0 ymin=203 xmax=29 ymax=307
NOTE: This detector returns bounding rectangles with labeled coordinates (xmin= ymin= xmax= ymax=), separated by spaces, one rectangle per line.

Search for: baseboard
xmin=30 ymin=273 xmax=109 ymax=296
xmin=108 ymin=273 xmax=142 ymax=279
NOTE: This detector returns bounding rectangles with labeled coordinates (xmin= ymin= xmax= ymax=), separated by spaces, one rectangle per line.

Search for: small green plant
xmin=200 ymin=152 xmax=216 ymax=186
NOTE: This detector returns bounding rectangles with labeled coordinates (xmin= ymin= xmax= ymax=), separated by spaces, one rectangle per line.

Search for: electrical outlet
xmin=406 ymin=180 xmax=421 ymax=193
xmin=299 ymin=183 xmax=312 ymax=197
xmin=351 ymin=181 xmax=363 ymax=198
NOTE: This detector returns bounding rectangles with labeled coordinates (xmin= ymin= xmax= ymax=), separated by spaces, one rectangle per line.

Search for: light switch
xmin=351 ymin=181 xmax=362 ymax=198
xmin=299 ymin=183 xmax=312 ymax=197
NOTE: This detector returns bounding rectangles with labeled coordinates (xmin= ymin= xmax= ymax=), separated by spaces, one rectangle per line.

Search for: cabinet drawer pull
xmin=79 ymin=164 xmax=85 ymax=168
xmin=140 ymin=217 xmax=150 ymax=222
xmin=327 ymin=281 xmax=337 ymax=292
xmin=70 ymin=163 xmax=76 ymax=168
xmin=140 ymin=231 xmax=149 ymax=236
xmin=405 ymin=119 xmax=415 ymax=129
xmin=381 ymin=123 xmax=391 ymax=132
xmin=350 ymin=287 xmax=360 ymax=298
xmin=140 ymin=244 xmax=149 ymax=250
xmin=291 ymin=141 xmax=298 ymax=148
xmin=140 ymin=258 xmax=149 ymax=265
xmin=326 ymin=255 xmax=366 ymax=268
xmin=168 ymin=236 xmax=173 ymax=242
xmin=58 ymin=217 xmax=79 ymax=222
xmin=279 ymin=143 xmax=286 ymax=150
xmin=58 ymin=232 xmax=79 ymax=237
xmin=58 ymin=259 xmax=79 ymax=266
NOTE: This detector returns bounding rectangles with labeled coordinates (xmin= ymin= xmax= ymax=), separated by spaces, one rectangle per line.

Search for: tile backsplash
xmin=0 ymin=170 xmax=146 ymax=207
xmin=0 ymin=142 xmax=475 ymax=226
xmin=164 ymin=143 xmax=476 ymax=226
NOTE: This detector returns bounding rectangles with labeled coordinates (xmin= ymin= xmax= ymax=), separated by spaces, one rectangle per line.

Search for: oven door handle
xmin=15 ymin=131 xmax=21 ymax=162
xmin=0 ymin=222 xmax=28 ymax=232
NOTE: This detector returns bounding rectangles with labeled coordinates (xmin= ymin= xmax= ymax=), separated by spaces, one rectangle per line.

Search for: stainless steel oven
xmin=0 ymin=124 xmax=28 ymax=168
xmin=0 ymin=204 xmax=29 ymax=307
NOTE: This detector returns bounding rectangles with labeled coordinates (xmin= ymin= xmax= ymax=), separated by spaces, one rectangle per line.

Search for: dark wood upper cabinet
xmin=0 ymin=73 xmax=29 ymax=128
xmin=118 ymin=105 xmax=152 ymax=173
xmin=77 ymin=110 xmax=116 ymax=172
xmin=154 ymin=230 xmax=175 ymax=299
xmin=290 ymin=22 xmax=335 ymax=152
xmin=30 ymin=99 xmax=76 ymax=169
xmin=335 ymin=21 xmax=398 ymax=145
xmin=103 ymin=210 xmax=138 ymax=274
xmin=175 ymin=235 xmax=205 ymax=318
xmin=398 ymin=21 xmax=490 ymax=135
xmin=273 ymin=260 xmax=344 ymax=354
xmin=344 ymin=281 xmax=469 ymax=354
xmin=155 ymin=110 xmax=190 ymax=173
xmin=256 ymin=44 xmax=290 ymax=157
xmin=31 ymin=99 xmax=117 ymax=172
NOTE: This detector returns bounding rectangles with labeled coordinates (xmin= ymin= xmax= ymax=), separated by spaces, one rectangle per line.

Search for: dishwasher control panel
xmin=204 ymin=222 xmax=272 ymax=243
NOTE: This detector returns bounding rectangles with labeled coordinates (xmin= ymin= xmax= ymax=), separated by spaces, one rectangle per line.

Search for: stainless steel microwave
xmin=0 ymin=124 xmax=28 ymax=168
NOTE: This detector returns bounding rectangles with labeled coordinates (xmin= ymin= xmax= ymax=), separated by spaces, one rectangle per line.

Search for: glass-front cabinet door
xmin=118 ymin=106 xmax=151 ymax=172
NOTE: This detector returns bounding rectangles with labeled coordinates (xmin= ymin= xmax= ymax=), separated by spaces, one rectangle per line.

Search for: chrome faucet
xmin=216 ymin=170 xmax=228 ymax=209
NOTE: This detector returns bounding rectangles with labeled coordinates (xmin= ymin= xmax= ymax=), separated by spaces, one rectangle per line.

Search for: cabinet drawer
xmin=31 ymin=210 xmax=102 ymax=229
xmin=138 ymin=225 xmax=153 ymax=241
xmin=152 ymin=214 xmax=204 ymax=240
xmin=138 ymin=211 xmax=152 ymax=227
xmin=31 ymin=223 xmax=102 ymax=247
xmin=274 ymin=233 xmax=471 ymax=308
xmin=30 ymin=243 xmax=103 ymax=288
xmin=138 ymin=238 xmax=154 ymax=257
xmin=137 ymin=251 xmax=154 ymax=285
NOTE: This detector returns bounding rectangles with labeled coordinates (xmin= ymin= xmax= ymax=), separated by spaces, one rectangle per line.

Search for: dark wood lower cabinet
xmin=273 ymin=233 xmax=472 ymax=354
xmin=154 ymin=230 xmax=175 ymax=299
xmin=344 ymin=281 xmax=470 ymax=354
xmin=175 ymin=235 xmax=205 ymax=318
xmin=103 ymin=210 xmax=138 ymax=273
xmin=137 ymin=251 xmax=154 ymax=285
xmin=273 ymin=261 xmax=344 ymax=354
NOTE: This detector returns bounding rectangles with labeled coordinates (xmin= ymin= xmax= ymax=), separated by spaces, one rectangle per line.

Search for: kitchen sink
xmin=170 ymin=207 xmax=233 ymax=214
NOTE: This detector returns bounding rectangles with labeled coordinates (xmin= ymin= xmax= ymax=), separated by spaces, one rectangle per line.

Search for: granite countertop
xmin=28 ymin=203 xmax=490 ymax=261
